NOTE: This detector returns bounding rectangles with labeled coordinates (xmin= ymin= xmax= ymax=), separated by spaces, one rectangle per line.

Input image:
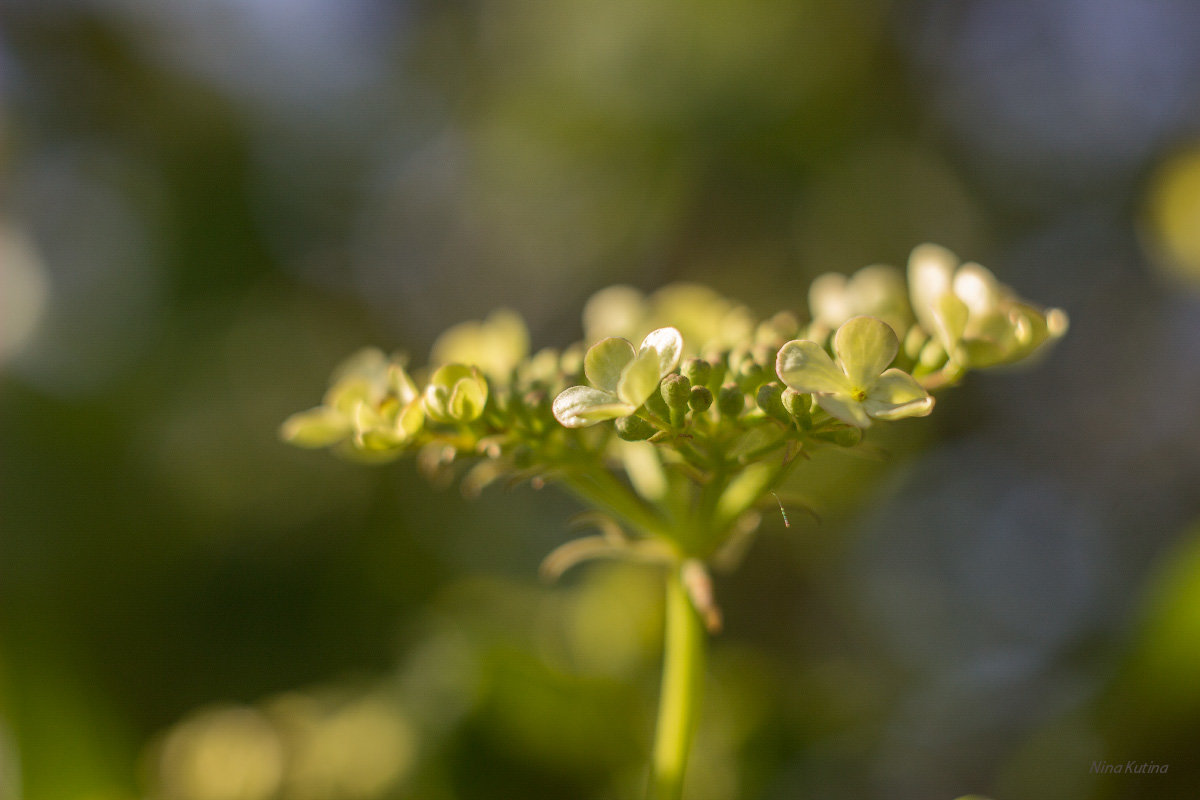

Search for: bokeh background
xmin=4 ymin=1 xmax=1200 ymax=798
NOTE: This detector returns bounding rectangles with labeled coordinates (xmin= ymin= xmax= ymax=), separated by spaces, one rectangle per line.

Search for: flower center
xmin=850 ymin=387 xmax=868 ymax=402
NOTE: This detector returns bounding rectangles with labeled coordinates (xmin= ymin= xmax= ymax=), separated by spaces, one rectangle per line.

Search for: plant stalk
xmin=650 ymin=564 xmax=706 ymax=800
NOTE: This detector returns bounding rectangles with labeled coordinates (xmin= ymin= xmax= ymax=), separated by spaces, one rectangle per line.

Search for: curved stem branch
xmin=650 ymin=565 xmax=706 ymax=800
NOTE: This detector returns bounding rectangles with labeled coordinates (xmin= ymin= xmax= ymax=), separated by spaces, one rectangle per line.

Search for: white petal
xmin=638 ymin=327 xmax=684 ymax=378
xmin=617 ymin=349 xmax=665 ymax=407
xmin=584 ymin=337 xmax=636 ymax=394
xmin=931 ymin=291 xmax=969 ymax=353
xmin=775 ymin=340 xmax=850 ymax=394
xmin=808 ymin=272 xmax=852 ymax=328
xmin=814 ymin=394 xmax=872 ymax=428
xmin=863 ymin=369 xmax=934 ymax=420
xmin=952 ymin=262 xmax=1003 ymax=317
xmin=833 ymin=316 xmax=898 ymax=389
xmin=280 ymin=407 xmax=350 ymax=448
xmin=908 ymin=243 xmax=958 ymax=333
xmin=552 ymin=385 xmax=635 ymax=428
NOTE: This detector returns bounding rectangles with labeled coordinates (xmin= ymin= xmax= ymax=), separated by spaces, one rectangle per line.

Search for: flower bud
xmin=682 ymin=357 xmax=712 ymax=388
xmin=688 ymin=385 xmax=713 ymax=413
xmin=738 ymin=361 xmax=768 ymax=392
xmin=756 ymin=382 xmax=791 ymax=425
xmin=717 ymin=383 xmax=744 ymax=419
xmin=660 ymin=373 xmax=692 ymax=411
xmin=616 ymin=415 xmax=656 ymax=441
xmin=702 ymin=357 xmax=728 ymax=392
xmin=781 ymin=388 xmax=811 ymax=428
xmin=645 ymin=382 xmax=672 ymax=419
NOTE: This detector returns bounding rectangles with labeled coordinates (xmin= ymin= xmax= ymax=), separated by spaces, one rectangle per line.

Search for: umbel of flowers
xmin=282 ymin=244 xmax=1066 ymax=800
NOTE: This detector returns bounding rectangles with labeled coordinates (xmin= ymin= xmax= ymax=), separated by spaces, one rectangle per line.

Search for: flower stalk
xmin=651 ymin=563 xmax=706 ymax=800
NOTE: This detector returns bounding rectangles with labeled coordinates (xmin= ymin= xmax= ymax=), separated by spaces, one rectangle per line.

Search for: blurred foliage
xmin=3 ymin=0 xmax=1200 ymax=799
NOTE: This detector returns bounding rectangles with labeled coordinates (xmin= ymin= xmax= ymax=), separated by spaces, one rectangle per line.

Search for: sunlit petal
xmin=814 ymin=394 xmax=872 ymax=428
xmin=552 ymin=386 xmax=635 ymax=428
xmin=833 ymin=316 xmax=898 ymax=388
xmin=584 ymin=337 xmax=636 ymax=394
xmin=776 ymin=340 xmax=849 ymax=394
xmin=638 ymin=327 xmax=684 ymax=378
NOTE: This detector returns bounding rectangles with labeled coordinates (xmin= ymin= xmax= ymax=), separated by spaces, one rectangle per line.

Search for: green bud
xmin=755 ymin=382 xmax=791 ymax=425
xmin=781 ymin=388 xmax=811 ymax=428
xmin=688 ymin=385 xmax=713 ymax=413
xmin=738 ymin=361 xmax=768 ymax=393
xmin=682 ymin=357 xmax=712 ymax=388
xmin=717 ymin=383 xmax=744 ymax=419
xmin=615 ymin=415 xmax=656 ymax=441
xmin=645 ymin=382 xmax=671 ymax=419
xmin=660 ymin=373 xmax=691 ymax=411
xmin=703 ymin=357 xmax=727 ymax=392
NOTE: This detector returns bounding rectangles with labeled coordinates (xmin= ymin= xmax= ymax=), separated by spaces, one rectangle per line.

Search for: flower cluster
xmin=283 ymin=245 xmax=1066 ymax=569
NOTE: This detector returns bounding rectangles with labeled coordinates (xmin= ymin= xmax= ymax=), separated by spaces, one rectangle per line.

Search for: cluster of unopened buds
xmin=283 ymin=243 xmax=1065 ymax=798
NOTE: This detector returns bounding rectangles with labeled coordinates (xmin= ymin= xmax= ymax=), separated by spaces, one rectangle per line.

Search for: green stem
xmin=650 ymin=564 xmax=706 ymax=800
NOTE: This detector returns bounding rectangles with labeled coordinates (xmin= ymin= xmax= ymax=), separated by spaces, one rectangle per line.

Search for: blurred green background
xmin=4 ymin=1 xmax=1200 ymax=798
